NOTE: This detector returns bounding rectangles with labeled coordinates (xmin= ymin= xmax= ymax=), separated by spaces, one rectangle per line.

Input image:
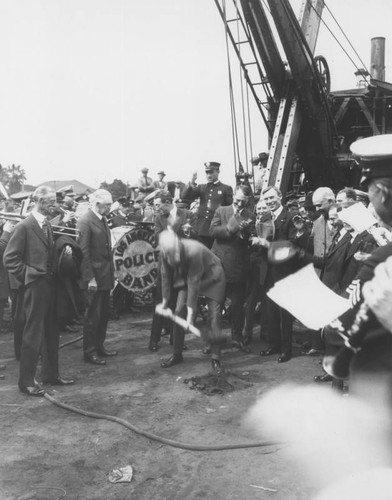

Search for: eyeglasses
xmin=313 ymin=204 xmax=322 ymax=208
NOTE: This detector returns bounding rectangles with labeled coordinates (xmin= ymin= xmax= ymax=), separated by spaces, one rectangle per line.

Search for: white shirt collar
xmin=273 ymin=205 xmax=284 ymax=218
xmin=31 ymin=208 xmax=46 ymax=227
xmin=170 ymin=206 xmax=177 ymax=218
xmin=91 ymin=207 xmax=103 ymax=220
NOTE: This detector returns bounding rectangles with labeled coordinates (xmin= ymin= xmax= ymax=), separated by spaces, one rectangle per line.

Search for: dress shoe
xmin=19 ymin=384 xmax=45 ymax=397
xmin=161 ymin=354 xmax=183 ymax=368
xmin=314 ymin=373 xmax=333 ymax=383
xmin=84 ymin=354 xmax=106 ymax=365
xmin=202 ymin=347 xmax=211 ymax=355
xmin=0 ymin=364 xmax=5 ymax=371
xmin=0 ymin=374 xmax=5 ymax=380
xmin=278 ymin=353 xmax=291 ymax=363
xmin=211 ymin=358 xmax=222 ymax=373
xmin=43 ymin=376 xmax=75 ymax=386
xmin=260 ymin=347 xmax=280 ymax=357
xmin=64 ymin=324 xmax=79 ymax=333
xmin=97 ymin=347 xmax=118 ymax=357
xmin=148 ymin=343 xmax=159 ymax=352
xmin=301 ymin=348 xmax=324 ymax=356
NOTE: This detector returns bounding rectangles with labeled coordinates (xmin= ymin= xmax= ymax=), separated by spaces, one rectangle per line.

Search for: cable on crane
xmin=323 ymin=1 xmax=370 ymax=77
xmin=223 ymin=0 xmax=242 ymax=175
xmin=306 ymin=0 xmax=371 ymax=83
xmin=234 ymin=2 xmax=250 ymax=172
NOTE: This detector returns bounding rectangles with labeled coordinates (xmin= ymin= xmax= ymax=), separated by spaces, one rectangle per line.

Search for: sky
xmin=0 ymin=0 xmax=391 ymax=190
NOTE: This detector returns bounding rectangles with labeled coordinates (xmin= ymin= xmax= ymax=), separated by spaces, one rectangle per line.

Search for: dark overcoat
xmin=209 ymin=205 xmax=254 ymax=283
xmin=76 ymin=209 xmax=114 ymax=291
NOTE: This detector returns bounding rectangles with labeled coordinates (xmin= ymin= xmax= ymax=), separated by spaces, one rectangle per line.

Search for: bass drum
xmin=112 ymin=222 xmax=159 ymax=293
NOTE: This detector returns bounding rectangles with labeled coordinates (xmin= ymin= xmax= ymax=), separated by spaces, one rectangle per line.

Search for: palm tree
xmin=6 ymin=164 xmax=27 ymax=195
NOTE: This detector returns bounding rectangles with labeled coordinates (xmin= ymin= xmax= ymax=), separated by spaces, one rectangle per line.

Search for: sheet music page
xmin=267 ymin=264 xmax=351 ymax=329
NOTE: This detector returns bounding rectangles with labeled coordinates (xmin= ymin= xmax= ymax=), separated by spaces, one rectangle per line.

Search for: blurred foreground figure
xmin=158 ymin=230 xmax=226 ymax=372
xmin=245 ymin=384 xmax=392 ymax=500
xmin=322 ymin=135 xmax=392 ymax=400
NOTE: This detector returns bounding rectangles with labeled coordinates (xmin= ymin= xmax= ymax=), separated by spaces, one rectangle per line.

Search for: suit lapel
xmin=89 ymin=210 xmax=111 ymax=246
xmin=328 ymin=231 xmax=351 ymax=256
xmin=274 ymin=207 xmax=287 ymax=230
xmin=28 ymin=214 xmax=50 ymax=247
xmin=226 ymin=205 xmax=234 ymax=222
xmin=345 ymin=233 xmax=361 ymax=259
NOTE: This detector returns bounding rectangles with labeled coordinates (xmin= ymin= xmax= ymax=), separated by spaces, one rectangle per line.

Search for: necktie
xmin=42 ymin=219 xmax=49 ymax=239
xmin=329 ymin=231 xmax=340 ymax=251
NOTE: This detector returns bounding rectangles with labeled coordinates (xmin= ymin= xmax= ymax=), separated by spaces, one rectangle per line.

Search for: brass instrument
xmin=0 ymin=211 xmax=25 ymax=222
xmin=0 ymin=211 xmax=79 ymax=239
xmin=51 ymin=224 xmax=80 ymax=239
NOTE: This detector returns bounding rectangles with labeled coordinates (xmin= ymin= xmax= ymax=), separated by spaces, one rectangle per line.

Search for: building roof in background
xmin=39 ymin=179 xmax=94 ymax=195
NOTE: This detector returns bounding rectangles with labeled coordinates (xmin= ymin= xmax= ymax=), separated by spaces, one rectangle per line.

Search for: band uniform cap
xmin=56 ymin=184 xmax=76 ymax=197
xmin=157 ymin=170 xmax=166 ymax=177
xmin=117 ymin=196 xmax=131 ymax=208
xmin=204 ymin=162 xmax=221 ymax=171
xmin=350 ymin=135 xmax=392 ymax=186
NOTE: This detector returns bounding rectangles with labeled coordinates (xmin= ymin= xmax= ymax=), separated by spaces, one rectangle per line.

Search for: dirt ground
xmin=0 ymin=307 xmax=325 ymax=500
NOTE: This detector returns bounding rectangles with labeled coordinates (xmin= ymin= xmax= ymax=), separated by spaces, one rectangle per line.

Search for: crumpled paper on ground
xmin=108 ymin=465 xmax=133 ymax=483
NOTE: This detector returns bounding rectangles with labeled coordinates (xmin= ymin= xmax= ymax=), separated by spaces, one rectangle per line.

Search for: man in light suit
xmin=4 ymin=186 xmax=75 ymax=396
xmin=159 ymin=230 xmax=226 ymax=372
xmin=148 ymin=192 xmax=196 ymax=351
xmin=152 ymin=170 xmax=167 ymax=191
xmin=311 ymin=187 xmax=336 ymax=272
xmin=209 ymin=185 xmax=255 ymax=349
xmin=77 ymin=189 xmax=117 ymax=365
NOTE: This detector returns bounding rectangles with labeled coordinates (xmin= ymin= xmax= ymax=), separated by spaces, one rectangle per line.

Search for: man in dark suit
xmin=339 ymin=210 xmax=378 ymax=293
xmin=259 ymin=185 xmax=298 ymax=362
xmin=209 ymin=185 xmax=255 ymax=349
xmin=167 ymin=180 xmax=187 ymax=206
xmin=77 ymin=189 xmax=117 ymax=365
xmin=159 ymin=230 xmax=226 ymax=372
xmin=182 ymin=162 xmax=233 ymax=248
xmin=4 ymin=186 xmax=74 ymax=396
xmin=153 ymin=192 xmax=196 ymax=238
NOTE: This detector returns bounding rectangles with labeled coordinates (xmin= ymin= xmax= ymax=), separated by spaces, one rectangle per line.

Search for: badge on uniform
xmin=218 ymin=190 xmax=222 ymax=194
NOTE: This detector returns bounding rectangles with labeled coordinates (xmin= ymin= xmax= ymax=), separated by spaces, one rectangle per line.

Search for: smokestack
xmin=370 ymin=37 xmax=386 ymax=81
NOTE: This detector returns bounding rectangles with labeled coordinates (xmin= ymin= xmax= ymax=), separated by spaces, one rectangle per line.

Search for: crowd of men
xmin=1 ymin=135 xmax=392 ymax=403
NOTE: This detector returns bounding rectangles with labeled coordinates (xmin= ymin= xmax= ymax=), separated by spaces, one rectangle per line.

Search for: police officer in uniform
xmin=182 ymin=162 xmax=233 ymax=248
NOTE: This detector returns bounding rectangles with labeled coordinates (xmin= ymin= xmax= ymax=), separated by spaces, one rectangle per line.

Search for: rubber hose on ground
xmin=44 ymin=393 xmax=279 ymax=452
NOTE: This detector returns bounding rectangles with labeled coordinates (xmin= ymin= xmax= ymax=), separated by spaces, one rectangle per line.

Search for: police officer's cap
xmin=204 ymin=161 xmax=221 ymax=171
xmin=350 ymin=135 xmax=392 ymax=186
